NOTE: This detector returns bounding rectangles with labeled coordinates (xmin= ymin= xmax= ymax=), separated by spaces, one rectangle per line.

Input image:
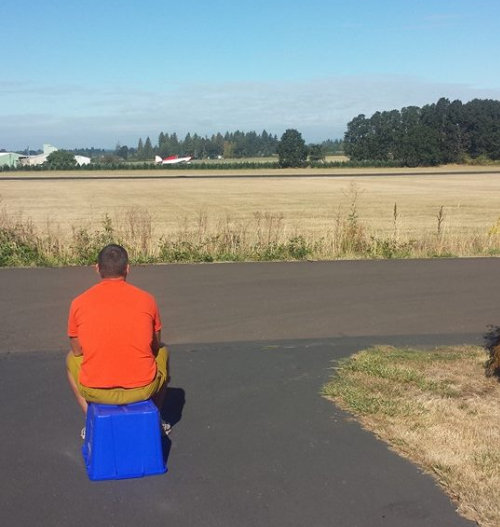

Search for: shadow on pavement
xmin=161 ymin=386 xmax=186 ymax=427
xmin=160 ymin=387 xmax=186 ymax=464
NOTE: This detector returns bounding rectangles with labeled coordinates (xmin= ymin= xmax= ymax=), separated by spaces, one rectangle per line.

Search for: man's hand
xmin=69 ymin=337 xmax=83 ymax=356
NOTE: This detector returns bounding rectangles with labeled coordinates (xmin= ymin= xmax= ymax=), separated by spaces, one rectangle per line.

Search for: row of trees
xmin=133 ymin=130 xmax=280 ymax=161
xmin=129 ymin=132 xmax=343 ymax=162
xmin=344 ymin=98 xmax=500 ymax=166
xmin=131 ymin=129 xmax=327 ymax=167
xmin=39 ymin=130 xmax=325 ymax=169
xmin=11 ymin=99 xmax=500 ymax=168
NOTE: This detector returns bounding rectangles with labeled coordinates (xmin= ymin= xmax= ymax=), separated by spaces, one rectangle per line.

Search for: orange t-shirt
xmin=68 ymin=279 xmax=162 ymax=388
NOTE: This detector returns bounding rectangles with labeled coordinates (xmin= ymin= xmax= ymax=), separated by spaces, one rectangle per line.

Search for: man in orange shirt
xmin=66 ymin=244 xmax=170 ymax=436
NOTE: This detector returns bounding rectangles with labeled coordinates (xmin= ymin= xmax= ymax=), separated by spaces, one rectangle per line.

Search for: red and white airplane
xmin=155 ymin=155 xmax=193 ymax=165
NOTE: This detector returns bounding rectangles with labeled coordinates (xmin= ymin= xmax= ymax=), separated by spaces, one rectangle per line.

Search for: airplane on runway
xmin=155 ymin=155 xmax=193 ymax=165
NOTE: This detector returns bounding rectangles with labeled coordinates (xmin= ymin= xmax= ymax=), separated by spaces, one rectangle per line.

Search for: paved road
xmin=1 ymin=169 xmax=499 ymax=181
xmin=1 ymin=259 xmax=498 ymax=527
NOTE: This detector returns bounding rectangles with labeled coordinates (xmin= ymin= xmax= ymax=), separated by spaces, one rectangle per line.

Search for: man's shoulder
xmin=71 ymin=280 xmax=157 ymax=307
xmin=123 ymin=281 xmax=157 ymax=303
xmin=71 ymin=283 xmax=101 ymax=305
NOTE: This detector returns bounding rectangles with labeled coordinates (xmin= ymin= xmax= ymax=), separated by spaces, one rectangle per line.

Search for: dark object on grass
xmin=484 ymin=325 xmax=500 ymax=377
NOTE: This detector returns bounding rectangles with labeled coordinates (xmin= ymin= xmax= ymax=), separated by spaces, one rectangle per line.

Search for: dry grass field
xmin=1 ymin=171 xmax=500 ymax=242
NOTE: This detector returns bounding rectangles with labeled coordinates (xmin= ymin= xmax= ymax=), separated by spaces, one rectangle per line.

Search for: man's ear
xmin=125 ymin=264 xmax=130 ymax=276
xmin=95 ymin=263 xmax=100 ymax=275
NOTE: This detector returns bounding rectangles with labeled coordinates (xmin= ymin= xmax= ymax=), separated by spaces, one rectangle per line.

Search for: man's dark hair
xmin=97 ymin=244 xmax=128 ymax=278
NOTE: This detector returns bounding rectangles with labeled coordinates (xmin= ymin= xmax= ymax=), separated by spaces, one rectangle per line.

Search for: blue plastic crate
xmin=82 ymin=400 xmax=167 ymax=481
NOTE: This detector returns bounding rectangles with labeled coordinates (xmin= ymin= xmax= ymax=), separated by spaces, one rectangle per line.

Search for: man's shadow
xmin=484 ymin=325 xmax=500 ymax=378
xmin=159 ymin=387 xmax=186 ymax=464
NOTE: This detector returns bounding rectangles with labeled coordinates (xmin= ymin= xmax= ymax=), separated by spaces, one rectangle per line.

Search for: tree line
xmin=119 ymin=132 xmax=343 ymax=161
xmin=133 ymin=130 xmax=280 ymax=161
xmin=10 ymin=133 xmax=343 ymax=166
xmin=4 ymin=130 xmax=347 ymax=170
xmin=8 ymin=98 xmax=500 ymax=169
xmin=344 ymin=98 xmax=500 ymax=166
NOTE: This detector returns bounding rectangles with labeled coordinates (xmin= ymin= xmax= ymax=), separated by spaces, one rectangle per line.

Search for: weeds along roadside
xmin=1 ymin=188 xmax=500 ymax=267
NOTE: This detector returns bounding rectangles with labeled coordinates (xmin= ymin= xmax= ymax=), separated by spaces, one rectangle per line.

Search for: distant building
xmin=75 ymin=155 xmax=91 ymax=166
xmin=20 ymin=143 xmax=59 ymax=166
xmin=0 ymin=152 xmax=23 ymax=168
xmin=17 ymin=144 xmax=92 ymax=167
xmin=20 ymin=152 xmax=50 ymax=166
xmin=43 ymin=144 xmax=58 ymax=155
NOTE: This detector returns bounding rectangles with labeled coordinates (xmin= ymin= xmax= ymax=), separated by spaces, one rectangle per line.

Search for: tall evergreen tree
xmin=158 ymin=132 xmax=166 ymax=155
xmin=137 ymin=138 xmax=144 ymax=160
xmin=143 ymin=137 xmax=153 ymax=160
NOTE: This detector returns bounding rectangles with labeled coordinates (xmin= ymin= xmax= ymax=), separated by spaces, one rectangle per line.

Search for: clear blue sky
xmin=2 ymin=0 xmax=500 ymax=149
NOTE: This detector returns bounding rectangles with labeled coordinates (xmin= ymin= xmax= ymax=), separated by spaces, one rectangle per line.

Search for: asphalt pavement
xmin=1 ymin=259 xmax=498 ymax=527
xmin=1 ymin=168 xmax=499 ymax=181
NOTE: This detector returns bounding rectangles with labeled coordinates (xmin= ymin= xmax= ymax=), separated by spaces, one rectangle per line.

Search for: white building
xmin=75 ymin=155 xmax=91 ymax=166
xmin=20 ymin=152 xmax=50 ymax=166
xmin=43 ymin=144 xmax=58 ymax=155
xmin=18 ymin=144 xmax=92 ymax=167
xmin=19 ymin=144 xmax=58 ymax=166
xmin=0 ymin=152 xmax=24 ymax=168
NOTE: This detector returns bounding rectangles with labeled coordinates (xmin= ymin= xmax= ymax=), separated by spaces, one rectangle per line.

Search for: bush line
xmin=0 ymin=159 xmax=413 ymax=173
xmin=2 ymin=202 xmax=500 ymax=267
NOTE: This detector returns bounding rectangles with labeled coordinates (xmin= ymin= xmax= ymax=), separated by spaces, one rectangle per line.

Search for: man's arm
xmin=152 ymin=330 xmax=162 ymax=353
xmin=69 ymin=337 xmax=83 ymax=356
